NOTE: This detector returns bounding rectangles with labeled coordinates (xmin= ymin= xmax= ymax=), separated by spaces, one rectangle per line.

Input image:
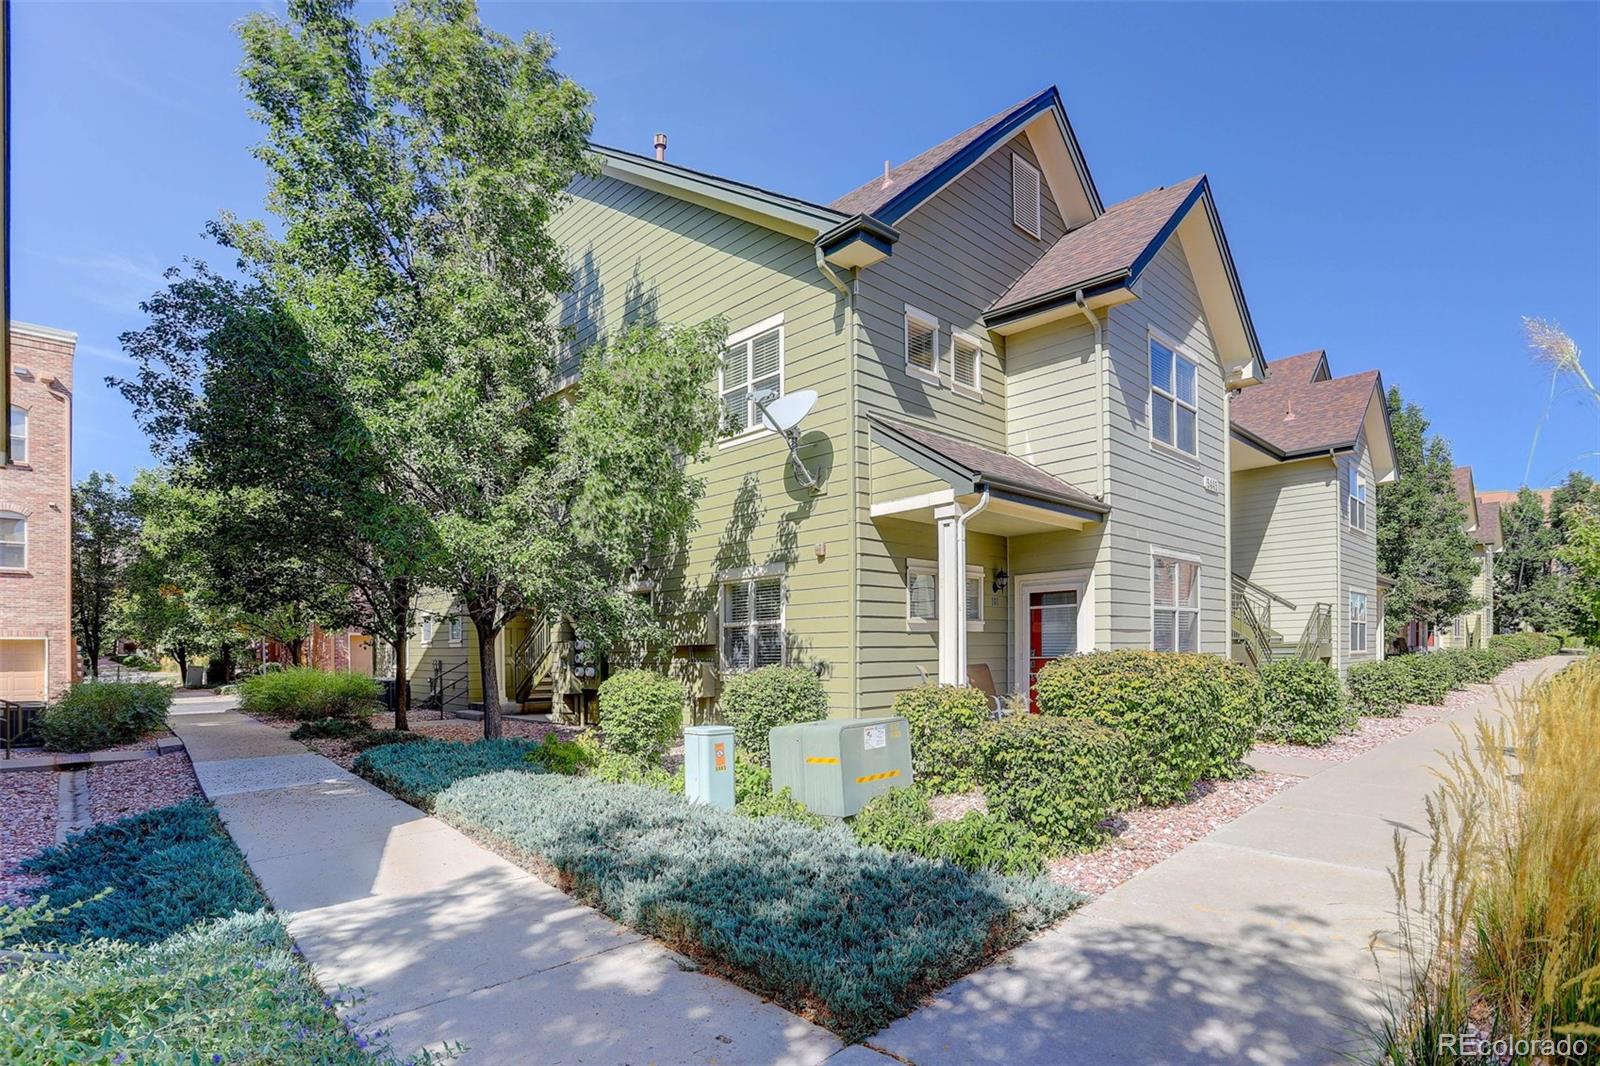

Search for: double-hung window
xmin=448 ymin=616 xmax=463 ymax=646
xmin=906 ymin=560 xmax=983 ymax=631
xmin=1149 ymin=335 xmax=1198 ymax=456
xmin=1152 ymin=553 xmax=1200 ymax=652
xmin=7 ymin=406 xmax=25 ymax=464
xmin=1350 ymin=592 xmax=1369 ymax=653
xmin=722 ymin=575 xmax=784 ymax=671
xmin=720 ymin=316 xmax=783 ymax=438
xmin=420 ymin=614 xmax=434 ymax=645
xmin=1348 ymin=460 xmax=1368 ymax=531
xmin=0 ymin=513 xmax=25 ymax=569
xmin=905 ymin=305 xmax=940 ymax=382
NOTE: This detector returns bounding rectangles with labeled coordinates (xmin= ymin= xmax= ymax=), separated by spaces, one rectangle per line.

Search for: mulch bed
xmin=89 ymin=752 xmax=202 ymax=823
xmin=1045 ymin=772 xmax=1300 ymax=897
xmin=0 ymin=770 xmax=57 ymax=904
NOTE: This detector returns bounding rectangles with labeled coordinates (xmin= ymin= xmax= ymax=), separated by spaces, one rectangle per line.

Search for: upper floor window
xmin=7 ymin=406 xmax=26 ymax=464
xmin=950 ymin=331 xmax=981 ymax=395
xmin=1012 ymin=154 xmax=1042 ymax=239
xmin=722 ymin=575 xmax=784 ymax=671
xmin=0 ymin=513 xmax=25 ymax=569
xmin=904 ymin=305 xmax=940 ymax=383
xmin=1350 ymin=592 xmax=1369 ymax=653
xmin=1149 ymin=334 xmax=1198 ymax=456
xmin=1152 ymin=553 xmax=1200 ymax=652
xmin=448 ymin=616 xmax=463 ymax=646
xmin=1347 ymin=460 xmax=1368 ymax=531
xmin=420 ymin=614 xmax=434 ymax=645
xmin=720 ymin=315 xmax=783 ymax=439
xmin=906 ymin=560 xmax=983 ymax=631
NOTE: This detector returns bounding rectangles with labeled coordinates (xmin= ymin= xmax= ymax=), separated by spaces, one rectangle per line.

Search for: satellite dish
xmin=756 ymin=389 xmax=817 ymax=433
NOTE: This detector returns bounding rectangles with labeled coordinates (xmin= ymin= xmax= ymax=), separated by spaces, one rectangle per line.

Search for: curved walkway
xmin=865 ymin=656 xmax=1569 ymax=1065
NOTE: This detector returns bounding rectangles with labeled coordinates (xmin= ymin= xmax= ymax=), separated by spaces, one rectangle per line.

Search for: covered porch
xmin=867 ymin=416 xmax=1109 ymax=710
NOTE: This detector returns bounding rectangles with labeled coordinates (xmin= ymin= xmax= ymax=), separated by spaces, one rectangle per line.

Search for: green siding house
xmin=425 ymin=86 xmax=1307 ymax=718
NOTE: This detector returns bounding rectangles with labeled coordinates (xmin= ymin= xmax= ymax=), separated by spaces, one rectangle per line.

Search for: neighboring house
xmin=1438 ymin=467 xmax=1499 ymax=648
xmin=438 ymin=86 xmax=1272 ymax=718
xmin=0 ymin=323 xmax=76 ymax=703
xmin=1228 ymin=350 xmax=1397 ymax=676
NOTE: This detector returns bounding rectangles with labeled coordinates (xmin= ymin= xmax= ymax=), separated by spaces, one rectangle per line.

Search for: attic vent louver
xmin=1012 ymin=154 xmax=1042 ymax=239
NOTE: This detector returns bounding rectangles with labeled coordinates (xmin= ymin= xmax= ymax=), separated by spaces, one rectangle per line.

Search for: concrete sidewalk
xmin=866 ymin=657 xmax=1570 ymax=1065
xmin=169 ymin=699 xmax=850 ymax=1065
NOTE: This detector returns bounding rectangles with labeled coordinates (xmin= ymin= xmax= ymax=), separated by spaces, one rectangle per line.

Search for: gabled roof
xmin=1478 ymin=487 xmax=1554 ymax=511
xmin=868 ymin=414 xmax=1108 ymax=519
xmin=1266 ymin=350 xmax=1330 ymax=384
xmin=1474 ymin=497 xmax=1503 ymax=546
xmin=830 ymin=87 xmax=1103 ymax=228
xmin=1452 ymin=466 xmax=1480 ymax=531
xmin=1231 ymin=365 xmax=1387 ymax=460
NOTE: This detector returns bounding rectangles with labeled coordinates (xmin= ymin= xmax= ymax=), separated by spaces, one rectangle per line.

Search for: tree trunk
xmin=391 ymin=610 xmax=410 ymax=732
xmin=175 ymin=642 xmax=189 ymax=683
xmin=85 ymin=631 xmax=100 ymax=678
xmin=219 ymin=643 xmax=233 ymax=684
xmin=288 ymin=638 xmax=304 ymax=666
xmin=472 ymin=612 xmax=503 ymax=740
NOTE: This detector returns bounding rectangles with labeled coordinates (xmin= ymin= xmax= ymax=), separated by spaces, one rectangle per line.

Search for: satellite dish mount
xmin=752 ymin=389 xmax=822 ymax=494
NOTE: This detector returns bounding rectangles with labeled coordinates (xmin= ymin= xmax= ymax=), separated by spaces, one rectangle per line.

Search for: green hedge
xmin=1035 ymin=651 xmax=1262 ymax=805
xmin=1488 ymin=632 xmax=1562 ymax=662
xmin=720 ymin=666 xmax=828 ymax=765
xmin=1258 ymin=659 xmax=1350 ymax=745
xmin=891 ymin=684 xmax=990 ymax=794
xmin=979 ymin=715 xmax=1127 ymax=849
xmin=354 ymin=737 xmax=543 ymax=809
xmin=850 ymin=787 xmax=1049 ymax=876
xmin=238 ymin=667 xmax=380 ymax=721
xmin=36 ymin=681 xmax=172 ymax=753
xmin=14 ymin=799 xmax=263 ymax=945
xmin=1345 ymin=641 xmax=1542 ymax=717
xmin=429 ymin=770 xmax=1078 ymax=1041
xmin=596 ymin=669 xmax=684 ymax=762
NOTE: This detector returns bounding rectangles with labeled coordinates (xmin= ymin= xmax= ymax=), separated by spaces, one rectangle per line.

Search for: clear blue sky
xmin=13 ymin=2 xmax=1599 ymax=491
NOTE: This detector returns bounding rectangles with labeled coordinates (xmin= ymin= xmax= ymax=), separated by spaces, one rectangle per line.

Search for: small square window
xmin=951 ymin=332 xmax=981 ymax=395
xmin=904 ymin=306 xmax=940 ymax=382
xmin=906 ymin=560 xmax=984 ymax=631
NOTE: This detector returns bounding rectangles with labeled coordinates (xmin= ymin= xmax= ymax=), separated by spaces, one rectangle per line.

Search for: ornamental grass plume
xmin=1525 ymin=317 xmax=1596 ymax=401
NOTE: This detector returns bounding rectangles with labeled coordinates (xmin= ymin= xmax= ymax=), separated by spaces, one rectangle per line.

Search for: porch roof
xmin=868 ymin=414 xmax=1109 ymax=522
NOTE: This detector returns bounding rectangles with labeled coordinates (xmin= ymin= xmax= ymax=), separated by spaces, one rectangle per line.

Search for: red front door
xmin=1027 ymin=588 xmax=1079 ymax=712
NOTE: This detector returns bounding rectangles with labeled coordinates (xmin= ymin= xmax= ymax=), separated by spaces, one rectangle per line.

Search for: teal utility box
xmin=683 ymin=724 xmax=735 ymax=809
xmin=769 ymin=716 xmax=913 ymax=818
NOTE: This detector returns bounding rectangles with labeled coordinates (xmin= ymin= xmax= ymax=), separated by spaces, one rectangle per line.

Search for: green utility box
xmin=769 ymin=716 xmax=913 ymax=818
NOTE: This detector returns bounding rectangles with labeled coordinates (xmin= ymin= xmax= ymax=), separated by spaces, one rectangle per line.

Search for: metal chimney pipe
xmin=654 ymin=133 xmax=667 ymax=161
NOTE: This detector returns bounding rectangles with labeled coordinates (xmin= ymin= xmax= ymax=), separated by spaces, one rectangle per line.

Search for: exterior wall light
xmin=993 ymin=569 xmax=1009 ymax=594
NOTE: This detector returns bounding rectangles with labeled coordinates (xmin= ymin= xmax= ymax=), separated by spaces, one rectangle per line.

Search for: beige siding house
xmin=1229 ymin=351 xmax=1397 ymax=676
xmin=437 ymin=87 xmax=1278 ymax=717
xmin=1439 ymin=467 xmax=1500 ymax=648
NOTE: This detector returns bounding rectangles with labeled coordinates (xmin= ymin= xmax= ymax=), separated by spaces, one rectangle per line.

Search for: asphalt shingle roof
xmin=1231 ymin=367 xmax=1381 ymax=456
xmin=876 ymin=418 xmax=1107 ymax=514
xmin=1474 ymin=498 xmax=1503 ymax=545
xmin=1265 ymin=351 xmax=1328 ymax=384
xmin=990 ymin=178 xmax=1203 ymax=312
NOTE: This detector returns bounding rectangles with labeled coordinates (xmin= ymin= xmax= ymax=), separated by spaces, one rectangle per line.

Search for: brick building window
xmin=0 ymin=513 xmax=25 ymax=569
xmin=7 ymin=406 xmax=25 ymax=464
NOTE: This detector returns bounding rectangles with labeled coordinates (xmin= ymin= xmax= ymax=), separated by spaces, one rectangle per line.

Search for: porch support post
xmin=934 ymin=503 xmax=964 ymax=685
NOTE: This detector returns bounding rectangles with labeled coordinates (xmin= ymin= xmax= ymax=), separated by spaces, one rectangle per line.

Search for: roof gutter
xmin=982 ymin=272 xmax=1129 ymax=330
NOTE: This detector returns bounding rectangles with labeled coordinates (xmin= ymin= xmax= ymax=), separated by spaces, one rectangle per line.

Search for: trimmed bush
xmin=1346 ymin=659 xmax=1406 ymax=716
xmin=1035 ymin=651 xmax=1263 ymax=805
xmin=891 ymin=684 xmax=990 ymax=794
xmin=15 ymin=799 xmax=263 ymax=946
xmin=1489 ymin=632 xmax=1562 ymax=662
xmin=431 ymin=770 xmax=1079 ymax=1041
xmin=354 ymin=737 xmax=542 ymax=809
xmin=720 ymin=665 xmax=828 ymax=765
xmin=1257 ymin=658 xmax=1350 ymax=745
xmin=524 ymin=733 xmax=595 ymax=775
xmin=850 ymin=787 xmax=1049 ymax=876
xmin=35 ymin=681 xmax=172 ymax=753
xmin=352 ymin=729 xmax=427 ymax=751
xmin=237 ymin=667 xmax=380 ymax=721
xmin=979 ymin=715 xmax=1128 ymax=849
xmin=596 ymin=669 xmax=684 ymax=762
xmin=733 ymin=757 xmax=827 ymax=827
xmin=290 ymin=715 xmax=374 ymax=741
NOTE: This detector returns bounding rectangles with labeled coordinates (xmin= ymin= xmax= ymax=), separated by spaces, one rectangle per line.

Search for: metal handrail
xmin=426 ymin=659 xmax=469 ymax=718
xmin=1231 ymin=571 xmax=1298 ymax=612
xmin=1231 ymin=591 xmax=1274 ymax=669
xmin=510 ymin=618 xmax=559 ymax=704
xmin=1296 ymin=602 xmax=1334 ymax=660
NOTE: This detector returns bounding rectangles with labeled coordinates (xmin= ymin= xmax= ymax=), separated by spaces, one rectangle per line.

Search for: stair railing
xmin=426 ymin=659 xmax=469 ymax=718
xmin=1231 ymin=589 xmax=1274 ymax=669
xmin=1296 ymin=603 xmax=1334 ymax=661
xmin=510 ymin=617 xmax=559 ymax=705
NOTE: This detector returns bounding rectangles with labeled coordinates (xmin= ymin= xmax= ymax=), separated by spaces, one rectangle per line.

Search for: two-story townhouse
xmin=430 ymin=86 xmax=1267 ymax=720
xmin=1227 ymin=350 xmax=1397 ymax=676
xmin=1 ymin=322 xmax=76 ymax=703
xmin=1439 ymin=466 xmax=1499 ymax=647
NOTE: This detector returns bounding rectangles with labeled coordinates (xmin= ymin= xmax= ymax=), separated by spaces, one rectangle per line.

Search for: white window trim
xmin=905 ymin=558 xmax=984 ymax=632
xmin=1149 ymin=546 xmax=1202 ymax=653
xmin=1011 ymin=153 xmax=1042 ymax=239
xmin=717 ymin=312 xmax=785 ymax=449
xmin=447 ymin=615 xmax=464 ymax=647
xmin=0 ymin=511 xmax=26 ymax=571
xmin=7 ymin=405 xmax=27 ymax=465
xmin=1010 ymin=569 xmax=1093 ymax=697
xmin=720 ymin=575 xmax=786 ymax=672
xmin=949 ymin=329 xmax=983 ymax=398
xmin=420 ymin=614 xmax=434 ymax=645
xmin=1347 ymin=458 xmax=1368 ymax=533
xmin=1349 ymin=590 xmax=1370 ymax=654
xmin=904 ymin=304 xmax=942 ymax=385
xmin=1147 ymin=327 xmax=1201 ymax=460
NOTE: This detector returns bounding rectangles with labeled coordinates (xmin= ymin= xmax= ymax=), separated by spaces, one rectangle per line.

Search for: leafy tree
xmin=72 ymin=472 xmax=137 ymax=676
xmin=229 ymin=0 xmax=726 ymax=737
xmin=1376 ymin=386 xmax=1481 ymax=636
xmin=1558 ymin=505 xmax=1600 ymax=643
xmin=1494 ymin=487 xmax=1568 ymax=632
xmin=1548 ymin=471 xmax=1600 ymax=541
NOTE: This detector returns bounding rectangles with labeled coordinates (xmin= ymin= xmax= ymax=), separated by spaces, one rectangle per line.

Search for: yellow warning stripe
xmin=805 ymin=756 xmax=839 ymax=765
xmin=855 ymin=770 xmax=901 ymax=784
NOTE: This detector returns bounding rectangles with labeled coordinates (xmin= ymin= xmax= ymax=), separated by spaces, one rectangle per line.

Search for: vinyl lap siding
xmin=1231 ymin=458 xmax=1338 ymax=651
xmin=1337 ymin=440 xmax=1379 ymax=670
xmin=1006 ymin=316 xmax=1102 ymax=495
xmin=552 ymin=174 xmax=854 ymax=711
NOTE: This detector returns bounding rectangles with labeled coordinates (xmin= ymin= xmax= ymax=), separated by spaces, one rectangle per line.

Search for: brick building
xmin=1 ymin=322 xmax=76 ymax=702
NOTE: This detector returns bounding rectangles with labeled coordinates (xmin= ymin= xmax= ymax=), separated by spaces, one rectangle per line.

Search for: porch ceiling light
xmin=753 ymin=389 xmax=822 ymax=494
xmin=993 ymin=569 xmax=1009 ymax=594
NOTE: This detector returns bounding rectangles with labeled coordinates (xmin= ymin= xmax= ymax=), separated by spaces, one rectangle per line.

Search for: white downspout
xmin=1075 ymin=289 xmax=1108 ymax=502
xmin=954 ymin=490 xmax=990 ymax=686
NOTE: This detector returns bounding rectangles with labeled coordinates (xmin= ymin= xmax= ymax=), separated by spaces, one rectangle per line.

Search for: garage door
xmin=0 ymin=640 xmax=46 ymax=702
